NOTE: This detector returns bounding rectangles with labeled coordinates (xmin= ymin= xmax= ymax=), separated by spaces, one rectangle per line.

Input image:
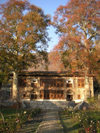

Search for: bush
xmin=0 ymin=108 xmax=42 ymax=133
xmin=61 ymin=109 xmax=100 ymax=133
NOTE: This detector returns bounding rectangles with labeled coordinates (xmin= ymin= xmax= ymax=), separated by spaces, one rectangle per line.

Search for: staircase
xmin=29 ymin=101 xmax=69 ymax=110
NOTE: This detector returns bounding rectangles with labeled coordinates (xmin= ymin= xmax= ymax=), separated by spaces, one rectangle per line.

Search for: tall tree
xmin=48 ymin=51 xmax=65 ymax=72
xmin=0 ymin=0 xmax=50 ymax=99
xmin=53 ymin=0 xmax=100 ymax=76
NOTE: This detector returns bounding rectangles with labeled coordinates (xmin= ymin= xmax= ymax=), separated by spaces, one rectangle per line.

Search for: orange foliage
xmin=48 ymin=51 xmax=65 ymax=72
xmin=53 ymin=0 xmax=100 ymax=76
xmin=0 ymin=0 xmax=50 ymax=73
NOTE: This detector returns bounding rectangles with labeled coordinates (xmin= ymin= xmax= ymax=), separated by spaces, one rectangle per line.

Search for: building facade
xmin=17 ymin=71 xmax=94 ymax=102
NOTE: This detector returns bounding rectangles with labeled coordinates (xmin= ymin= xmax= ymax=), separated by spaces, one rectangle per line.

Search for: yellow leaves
xmin=17 ymin=22 xmax=26 ymax=35
xmin=26 ymin=35 xmax=33 ymax=42
xmin=22 ymin=11 xmax=46 ymax=31
xmin=30 ymin=5 xmax=42 ymax=12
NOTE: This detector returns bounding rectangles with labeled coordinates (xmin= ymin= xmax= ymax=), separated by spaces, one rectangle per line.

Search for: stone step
xmin=22 ymin=100 xmax=76 ymax=110
xmin=29 ymin=101 xmax=69 ymax=110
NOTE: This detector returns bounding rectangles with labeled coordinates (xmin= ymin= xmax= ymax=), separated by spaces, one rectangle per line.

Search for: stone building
xmin=16 ymin=71 xmax=94 ymax=103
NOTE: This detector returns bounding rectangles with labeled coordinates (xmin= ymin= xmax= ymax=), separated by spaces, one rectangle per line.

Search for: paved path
xmin=36 ymin=110 xmax=64 ymax=133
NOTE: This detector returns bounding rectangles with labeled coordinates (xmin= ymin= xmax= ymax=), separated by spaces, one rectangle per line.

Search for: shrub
xmin=0 ymin=108 xmax=42 ymax=133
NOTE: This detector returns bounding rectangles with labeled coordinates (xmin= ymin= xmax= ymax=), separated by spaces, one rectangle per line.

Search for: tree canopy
xmin=0 ymin=0 xmax=50 ymax=98
xmin=0 ymin=0 xmax=50 ymax=76
xmin=53 ymin=0 xmax=100 ymax=76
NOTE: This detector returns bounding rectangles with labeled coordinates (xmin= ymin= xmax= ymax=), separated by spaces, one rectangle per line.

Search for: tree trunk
xmin=12 ymin=71 xmax=18 ymax=100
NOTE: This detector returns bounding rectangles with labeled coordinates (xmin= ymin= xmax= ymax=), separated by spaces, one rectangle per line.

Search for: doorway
xmin=44 ymin=90 xmax=50 ymax=99
xmin=66 ymin=90 xmax=73 ymax=101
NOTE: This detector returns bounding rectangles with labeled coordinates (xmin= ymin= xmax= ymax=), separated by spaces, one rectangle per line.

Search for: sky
xmin=0 ymin=0 xmax=69 ymax=52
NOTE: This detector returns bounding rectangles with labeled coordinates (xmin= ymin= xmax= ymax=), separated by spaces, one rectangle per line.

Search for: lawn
xmin=59 ymin=109 xmax=100 ymax=133
xmin=0 ymin=107 xmax=42 ymax=133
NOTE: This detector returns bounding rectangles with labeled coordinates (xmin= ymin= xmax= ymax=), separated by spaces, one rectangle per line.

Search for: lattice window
xmin=66 ymin=81 xmax=72 ymax=88
xmin=78 ymin=79 xmax=85 ymax=88
xmin=23 ymin=94 xmax=26 ymax=98
xmin=40 ymin=90 xmax=64 ymax=99
xmin=40 ymin=90 xmax=44 ymax=99
xmin=18 ymin=78 xmax=26 ymax=87
xmin=31 ymin=83 xmax=37 ymax=88
xmin=30 ymin=93 xmax=37 ymax=99
xmin=78 ymin=94 xmax=81 ymax=99
xmin=40 ymin=79 xmax=64 ymax=87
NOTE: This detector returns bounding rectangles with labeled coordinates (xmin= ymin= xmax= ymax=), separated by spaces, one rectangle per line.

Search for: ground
xmin=0 ymin=108 xmax=64 ymax=133
xmin=36 ymin=110 xmax=64 ymax=133
xmin=0 ymin=99 xmax=100 ymax=133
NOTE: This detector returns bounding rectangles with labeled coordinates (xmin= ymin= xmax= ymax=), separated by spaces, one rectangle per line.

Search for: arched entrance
xmin=30 ymin=92 xmax=37 ymax=100
xmin=66 ymin=90 xmax=73 ymax=101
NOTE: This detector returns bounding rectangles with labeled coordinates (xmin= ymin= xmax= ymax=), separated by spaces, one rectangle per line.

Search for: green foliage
xmin=60 ymin=109 xmax=100 ymax=133
xmin=0 ymin=0 xmax=50 ymax=99
xmin=0 ymin=0 xmax=50 ymax=75
xmin=0 ymin=108 xmax=42 ymax=133
xmin=94 ymin=78 xmax=100 ymax=93
xmin=0 ymin=71 xmax=9 ymax=86
xmin=87 ymin=97 xmax=96 ymax=104
xmin=30 ymin=108 xmax=41 ymax=117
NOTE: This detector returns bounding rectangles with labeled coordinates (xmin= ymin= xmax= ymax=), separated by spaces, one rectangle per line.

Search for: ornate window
xmin=31 ymin=83 xmax=37 ymax=88
xmin=30 ymin=93 xmax=37 ymax=100
xmin=40 ymin=90 xmax=64 ymax=99
xmin=66 ymin=81 xmax=72 ymax=88
xmin=78 ymin=79 xmax=85 ymax=88
xmin=31 ymin=79 xmax=37 ymax=88
xmin=40 ymin=79 xmax=64 ymax=88
xmin=23 ymin=94 xmax=26 ymax=98
xmin=18 ymin=78 xmax=26 ymax=87
xmin=66 ymin=79 xmax=73 ymax=88
xmin=78 ymin=94 xmax=81 ymax=99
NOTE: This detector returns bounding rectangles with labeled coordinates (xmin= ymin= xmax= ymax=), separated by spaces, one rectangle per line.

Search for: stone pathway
xmin=36 ymin=110 xmax=64 ymax=133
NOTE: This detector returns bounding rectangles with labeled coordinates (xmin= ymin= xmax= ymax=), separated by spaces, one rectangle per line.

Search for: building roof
xmin=18 ymin=71 xmax=92 ymax=77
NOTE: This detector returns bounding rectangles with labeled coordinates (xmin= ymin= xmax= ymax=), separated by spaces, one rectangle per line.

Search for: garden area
xmin=0 ymin=107 xmax=42 ymax=133
xmin=59 ymin=108 xmax=100 ymax=133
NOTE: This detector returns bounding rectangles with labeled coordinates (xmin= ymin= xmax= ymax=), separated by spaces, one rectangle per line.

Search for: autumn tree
xmin=0 ymin=0 xmax=50 ymax=99
xmin=48 ymin=51 xmax=65 ymax=72
xmin=53 ymin=0 xmax=100 ymax=76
